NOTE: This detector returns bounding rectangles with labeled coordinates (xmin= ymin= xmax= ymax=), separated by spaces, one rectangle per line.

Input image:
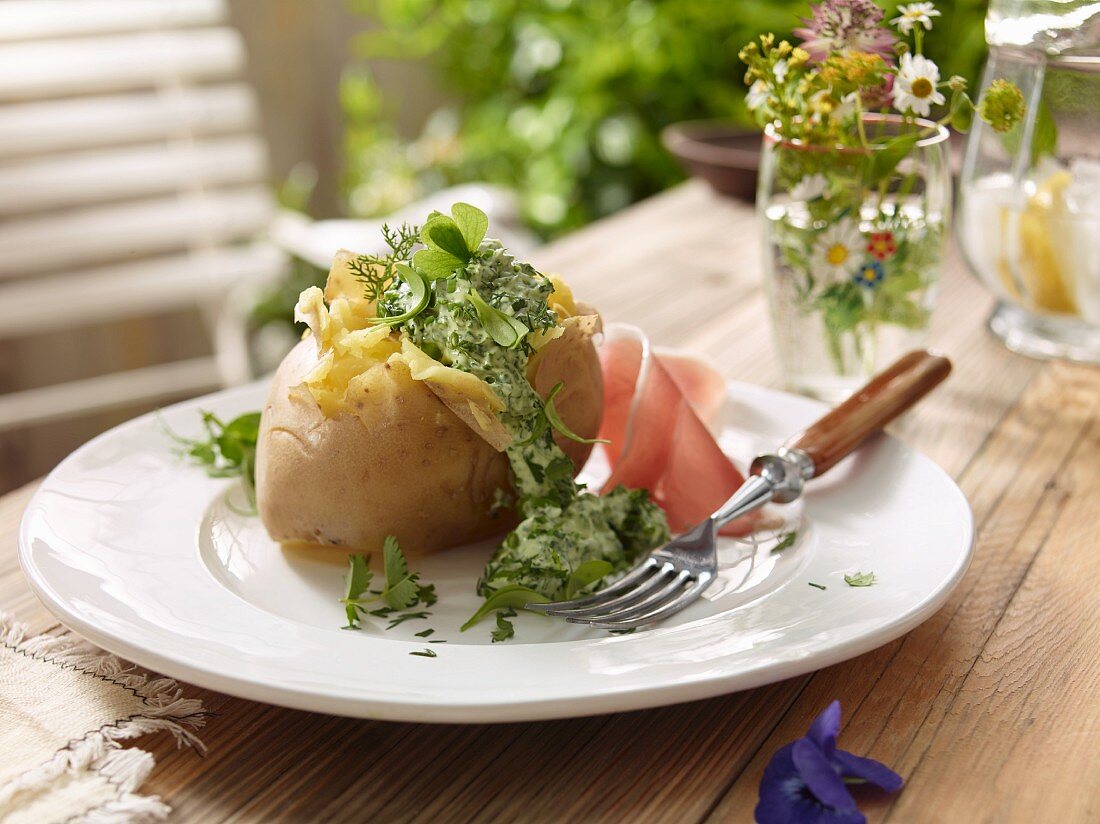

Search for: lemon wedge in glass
xmin=999 ymin=170 xmax=1079 ymax=315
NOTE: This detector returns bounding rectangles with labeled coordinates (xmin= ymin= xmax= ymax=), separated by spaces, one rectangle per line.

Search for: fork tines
xmin=527 ymin=557 xmax=714 ymax=630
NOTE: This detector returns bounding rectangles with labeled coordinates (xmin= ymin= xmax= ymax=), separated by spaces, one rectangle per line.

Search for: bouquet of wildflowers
xmin=741 ymin=0 xmax=1024 ymax=154
xmin=740 ymin=0 xmax=1024 ymax=379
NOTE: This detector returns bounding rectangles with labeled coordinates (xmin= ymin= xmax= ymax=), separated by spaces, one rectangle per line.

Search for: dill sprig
xmin=347 ymin=222 xmax=419 ymax=303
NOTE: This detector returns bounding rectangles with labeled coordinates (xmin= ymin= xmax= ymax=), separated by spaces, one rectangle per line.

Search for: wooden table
xmin=2 ymin=181 xmax=1098 ymax=822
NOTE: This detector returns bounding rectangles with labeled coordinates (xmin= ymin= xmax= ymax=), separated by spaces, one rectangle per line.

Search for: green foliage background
xmin=343 ymin=0 xmax=989 ymax=237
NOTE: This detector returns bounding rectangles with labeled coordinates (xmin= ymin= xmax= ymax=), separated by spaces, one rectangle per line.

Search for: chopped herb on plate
xmin=844 ymin=571 xmax=876 ymax=587
xmin=771 ymin=531 xmax=798 ymax=554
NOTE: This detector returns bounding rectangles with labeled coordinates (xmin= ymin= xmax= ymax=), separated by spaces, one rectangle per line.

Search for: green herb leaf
xmin=565 ymin=559 xmax=614 ymax=599
xmin=451 ymin=202 xmax=488 ymax=252
xmin=771 ymin=532 xmax=798 ymax=554
xmin=168 ymin=410 xmax=262 ymax=502
xmin=491 ymin=609 xmax=516 ymax=643
xmin=412 ymin=248 xmax=464 ymax=281
xmin=466 ymin=288 xmax=529 ymax=348
xmin=387 ymin=611 xmax=430 ymax=629
xmin=341 ymin=554 xmax=374 ymax=629
xmin=461 ymin=584 xmax=549 ymax=631
xmin=216 ymin=412 xmax=261 ymax=464
xmin=368 ymin=264 xmax=429 ymax=326
xmin=381 ymin=535 xmax=420 ymax=610
xmin=844 ymin=571 xmax=876 ymax=587
xmin=339 ymin=536 xmax=437 ymax=631
xmin=417 ymin=583 xmax=438 ymax=607
xmin=421 ymin=215 xmax=470 ymax=261
xmin=415 ymin=628 xmax=435 ymax=638
xmin=409 ymin=648 xmax=437 ymax=658
xmin=808 ymin=582 xmax=827 ymax=591
xmin=544 ymin=383 xmax=610 ymax=445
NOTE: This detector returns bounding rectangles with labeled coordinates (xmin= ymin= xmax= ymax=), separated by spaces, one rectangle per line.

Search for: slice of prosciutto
xmin=597 ymin=323 xmax=759 ymax=537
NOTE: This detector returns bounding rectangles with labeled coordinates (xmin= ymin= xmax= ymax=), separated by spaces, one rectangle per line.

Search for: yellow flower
xmin=819 ymin=51 xmax=886 ymax=90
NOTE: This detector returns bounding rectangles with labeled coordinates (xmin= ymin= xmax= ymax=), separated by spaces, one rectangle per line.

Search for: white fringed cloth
xmin=0 ymin=613 xmax=205 ymax=823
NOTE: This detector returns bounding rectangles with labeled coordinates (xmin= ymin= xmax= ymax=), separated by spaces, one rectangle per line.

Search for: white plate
xmin=19 ymin=381 xmax=973 ymax=723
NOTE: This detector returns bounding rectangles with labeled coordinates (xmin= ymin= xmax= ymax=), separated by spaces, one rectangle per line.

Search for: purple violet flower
xmin=793 ymin=0 xmax=897 ymax=62
xmin=755 ymin=701 xmax=903 ymax=824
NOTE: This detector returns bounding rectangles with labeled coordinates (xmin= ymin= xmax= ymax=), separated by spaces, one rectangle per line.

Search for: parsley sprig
xmin=341 ymin=536 xmax=437 ymax=630
xmin=168 ymin=411 xmax=261 ymax=506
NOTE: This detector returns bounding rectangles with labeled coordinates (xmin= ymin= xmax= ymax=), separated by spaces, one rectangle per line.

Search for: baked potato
xmin=255 ymin=251 xmax=603 ymax=556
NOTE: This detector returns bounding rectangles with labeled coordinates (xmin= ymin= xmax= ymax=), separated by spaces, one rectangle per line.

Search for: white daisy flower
xmin=746 ymin=80 xmax=769 ymax=111
xmin=811 ymin=219 xmax=862 ymax=279
xmin=790 ymin=173 xmax=829 ymax=201
xmin=893 ymin=52 xmax=946 ymax=117
xmin=892 ymin=3 xmax=941 ymax=35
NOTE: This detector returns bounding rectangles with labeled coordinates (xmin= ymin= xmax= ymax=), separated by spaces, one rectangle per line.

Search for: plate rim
xmin=18 ymin=379 xmax=974 ymax=723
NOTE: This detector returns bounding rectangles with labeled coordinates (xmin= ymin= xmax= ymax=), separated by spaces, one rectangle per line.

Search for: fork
xmin=527 ymin=349 xmax=952 ymax=630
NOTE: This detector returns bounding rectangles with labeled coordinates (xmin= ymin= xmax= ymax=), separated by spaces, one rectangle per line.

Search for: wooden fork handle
xmin=785 ymin=350 xmax=952 ymax=477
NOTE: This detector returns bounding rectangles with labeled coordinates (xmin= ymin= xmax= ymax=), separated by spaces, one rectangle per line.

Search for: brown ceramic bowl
xmin=661 ymin=120 xmax=763 ymax=202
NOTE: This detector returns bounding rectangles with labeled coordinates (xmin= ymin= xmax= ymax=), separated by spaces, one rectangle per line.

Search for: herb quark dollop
xmin=374 ymin=204 xmax=669 ymax=631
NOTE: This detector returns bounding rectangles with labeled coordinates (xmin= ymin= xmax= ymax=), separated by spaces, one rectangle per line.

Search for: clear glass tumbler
xmin=757 ymin=114 xmax=952 ymax=402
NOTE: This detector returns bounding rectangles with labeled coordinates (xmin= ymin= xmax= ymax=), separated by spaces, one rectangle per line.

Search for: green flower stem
xmin=897 ymin=169 xmax=919 ymax=201
xmin=854 ymin=95 xmax=870 ymax=150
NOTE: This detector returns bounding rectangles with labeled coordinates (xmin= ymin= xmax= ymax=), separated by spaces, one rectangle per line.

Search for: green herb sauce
xmin=383 ymin=233 xmax=669 ymax=605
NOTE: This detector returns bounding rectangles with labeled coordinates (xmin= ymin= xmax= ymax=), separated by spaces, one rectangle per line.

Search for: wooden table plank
xmin=705 ymin=360 xmax=1100 ymax=822
xmin=2 ymin=180 xmax=1097 ymax=823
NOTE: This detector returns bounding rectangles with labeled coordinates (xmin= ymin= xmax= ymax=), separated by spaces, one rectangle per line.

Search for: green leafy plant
xmin=342 ymin=0 xmax=989 ymax=238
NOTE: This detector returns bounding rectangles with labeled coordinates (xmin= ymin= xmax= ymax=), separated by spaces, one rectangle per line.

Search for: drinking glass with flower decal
xmin=743 ymin=0 xmax=1025 ymax=401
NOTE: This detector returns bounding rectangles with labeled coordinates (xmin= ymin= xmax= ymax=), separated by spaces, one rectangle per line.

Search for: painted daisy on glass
xmin=812 ymin=221 xmax=862 ymax=280
xmin=739 ymin=0 xmax=1024 ymax=394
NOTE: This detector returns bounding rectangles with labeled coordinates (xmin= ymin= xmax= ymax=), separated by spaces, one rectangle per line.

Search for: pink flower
xmin=794 ymin=0 xmax=897 ymax=63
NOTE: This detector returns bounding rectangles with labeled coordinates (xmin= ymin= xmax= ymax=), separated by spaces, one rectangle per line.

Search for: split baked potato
xmin=255 ymin=251 xmax=603 ymax=555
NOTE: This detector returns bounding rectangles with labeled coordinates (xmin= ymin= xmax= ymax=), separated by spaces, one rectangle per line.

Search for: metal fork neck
xmin=712 ymin=447 xmax=816 ymax=529
xmin=712 ymin=475 xmax=773 ymax=529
